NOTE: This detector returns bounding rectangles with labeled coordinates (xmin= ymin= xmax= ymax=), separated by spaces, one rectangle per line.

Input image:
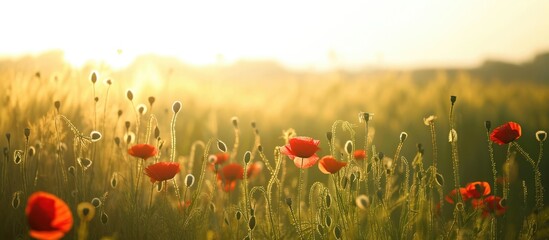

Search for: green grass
xmin=1 ymin=53 xmax=549 ymax=239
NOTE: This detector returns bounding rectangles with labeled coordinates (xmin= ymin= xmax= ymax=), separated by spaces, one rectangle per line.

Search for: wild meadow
xmin=1 ymin=51 xmax=549 ymax=239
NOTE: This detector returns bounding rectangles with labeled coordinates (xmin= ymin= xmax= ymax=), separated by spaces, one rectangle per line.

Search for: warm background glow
xmin=1 ymin=0 xmax=548 ymax=69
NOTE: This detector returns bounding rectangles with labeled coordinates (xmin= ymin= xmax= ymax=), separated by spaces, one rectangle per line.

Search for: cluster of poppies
xmin=281 ymin=136 xmax=348 ymax=174
xmin=444 ymin=181 xmax=507 ymax=217
xmin=128 ymin=143 xmax=180 ymax=184
xmin=208 ymin=152 xmax=262 ymax=192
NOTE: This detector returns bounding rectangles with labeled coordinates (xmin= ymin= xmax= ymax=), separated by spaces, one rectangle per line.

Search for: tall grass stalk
xmin=512 ymin=142 xmax=544 ymax=211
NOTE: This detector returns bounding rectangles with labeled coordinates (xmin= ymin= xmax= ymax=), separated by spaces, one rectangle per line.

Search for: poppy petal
xmin=293 ymin=155 xmax=319 ymax=169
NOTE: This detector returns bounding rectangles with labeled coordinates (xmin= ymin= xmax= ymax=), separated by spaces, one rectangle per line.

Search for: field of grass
xmin=1 ymin=51 xmax=549 ymax=239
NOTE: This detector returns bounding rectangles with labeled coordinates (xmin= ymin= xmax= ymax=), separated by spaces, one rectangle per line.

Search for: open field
xmin=1 ymin=51 xmax=549 ymax=239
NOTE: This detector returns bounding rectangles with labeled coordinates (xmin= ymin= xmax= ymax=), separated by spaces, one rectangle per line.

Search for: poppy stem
xmin=297 ymin=162 xmax=303 ymax=239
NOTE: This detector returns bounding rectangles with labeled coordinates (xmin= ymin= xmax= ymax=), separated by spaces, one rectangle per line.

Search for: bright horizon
xmin=1 ymin=0 xmax=549 ymax=70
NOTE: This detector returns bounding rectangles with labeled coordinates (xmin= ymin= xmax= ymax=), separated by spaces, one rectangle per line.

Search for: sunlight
xmin=0 ymin=0 xmax=548 ymax=69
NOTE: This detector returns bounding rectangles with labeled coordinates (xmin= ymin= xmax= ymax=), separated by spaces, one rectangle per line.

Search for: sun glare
xmin=0 ymin=0 xmax=548 ymax=69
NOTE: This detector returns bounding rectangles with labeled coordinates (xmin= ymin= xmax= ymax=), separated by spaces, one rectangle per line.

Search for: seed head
xmin=235 ymin=211 xmax=242 ymax=221
xmin=326 ymin=132 xmax=333 ymax=142
xmin=400 ymin=132 xmax=408 ymax=142
xmin=285 ymin=197 xmax=293 ymax=208
xmin=94 ymin=96 xmax=99 ymax=103
xmin=114 ymin=137 xmax=120 ymax=147
xmin=325 ymin=194 xmax=332 ymax=208
xmin=217 ymin=139 xmax=228 ymax=153
xmin=77 ymin=202 xmax=96 ymax=221
xmin=257 ymin=145 xmax=263 ymax=152
xmin=334 ymin=226 xmax=342 ymax=240
xmin=117 ymin=110 xmax=123 ymax=117
xmin=28 ymin=146 xmax=36 ymax=158
xmin=100 ymin=212 xmax=109 ymax=225
xmin=90 ymin=131 xmax=102 ymax=142
xmin=68 ymin=166 xmax=76 ymax=176
xmin=54 ymin=101 xmax=61 ymax=111
xmin=356 ymin=195 xmax=370 ymax=210
xmin=13 ymin=150 xmax=23 ymax=164
xmin=325 ymin=214 xmax=332 ymax=227
xmin=536 ymin=131 xmax=547 ymax=142
xmin=91 ymin=198 xmax=102 ymax=208
xmin=78 ymin=157 xmax=93 ymax=171
xmin=126 ymin=90 xmax=133 ymax=101
xmin=137 ymin=104 xmax=147 ymax=115
xmin=450 ymin=95 xmax=457 ymax=105
xmin=248 ymin=216 xmax=256 ymax=230
xmin=423 ymin=115 xmax=437 ymax=126
xmin=172 ymin=101 xmax=182 ymax=114
xmin=244 ymin=151 xmax=251 ymax=164
xmin=154 ymin=126 xmax=160 ymax=139
xmin=485 ymin=120 xmax=492 ymax=131
xmin=185 ymin=174 xmax=195 ymax=188
xmin=148 ymin=96 xmax=155 ymax=106
xmin=24 ymin=128 xmax=30 ymax=139
xmin=105 ymin=79 xmax=112 ymax=85
xmin=11 ymin=192 xmax=21 ymax=209
xmin=90 ymin=71 xmax=97 ymax=84
xmin=345 ymin=140 xmax=353 ymax=155
xmin=251 ymin=121 xmax=256 ymax=128
xmin=110 ymin=172 xmax=118 ymax=188
xmin=6 ymin=133 xmax=10 ymax=143
xmin=435 ymin=173 xmax=444 ymax=187
xmin=231 ymin=117 xmax=239 ymax=128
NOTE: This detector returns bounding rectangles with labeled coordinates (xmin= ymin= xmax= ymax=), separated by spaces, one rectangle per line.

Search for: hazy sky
xmin=1 ymin=0 xmax=548 ymax=69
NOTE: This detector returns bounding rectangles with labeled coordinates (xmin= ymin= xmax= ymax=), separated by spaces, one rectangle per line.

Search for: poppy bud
xmin=117 ymin=110 xmax=123 ymax=117
xmin=325 ymin=194 xmax=332 ymax=209
xmin=341 ymin=177 xmax=348 ymax=189
xmin=400 ymin=132 xmax=408 ymax=142
xmin=172 ymin=101 xmax=182 ymax=114
xmin=235 ymin=211 xmax=242 ymax=221
xmin=251 ymin=121 xmax=256 ymax=128
xmin=417 ymin=144 xmax=424 ymax=155
xmin=243 ymin=151 xmax=251 ymax=164
xmin=217 ymin=140 xmax=228 ymax=153
xmin=435 ymin=173 xmax=444 ymax=187
xmin=91 ymin=198 xmax=102 ymax=208
xmin=378 ymin=152 xmax=384 ymax=161
xmin=90 ymin=131 xmax=102 ymax=142
xmin=345 ymin=140 xmax=353 ymax=155
xmin=248 ymin=216 xmax=256 ymax=230
xmin=450 ymin=95 xmax=457 ymax=105
xmin=94 ymin=97 xmax=99 ymax=103
xmin=350 ymin=173 xmax=357 ymax=183
xmin=5 ymin=133 xmax=10 ymax=142
xmin=101 ymin=212 xmax=109 ymax=225
xmin=14 ymin=150 xmax=23 ymax=164
xmin=250 ymin=208 xmax=255 ymax=216
xmin=106 ymin=79 xmax=112 ymax=85
xmin=325 ymin=214 xmax=332 ymax=227
xmin=285 ymin=198 xmax=293 ymax=208
xmin=90 ymin=71 xmax=97 ymax=84
xmin=78 ymin=202 xmax=96 ymax=221
xmin=148 ymin=96 xmax=155 ymax=106
xmin=455 ymin=202 xmax=464 ymax=212
xmin=3 ymin=147 xmax=7 ymax=158
xmin=334 ymin=226 xmax=342 ymax=240
xmin=24 ymin=128 xmax=30 ymax=139
xmin=28 ymin=146 xmax=36 ymax=158
xmin=231 ymin=117 xmax=239 ymax=128
xmin=224 ymin=215 xmax=230 ymax=226
xmin=114 ymin=137 xmax=120 ymax=147
xmin=356 ymin=195 xmax=370 ymax=210
xmin=485 ymin=121 xmax=492 ymax=131
xmin=11 ymin=192 xmax=20 ymax=209
xmin=54 ymin=101 xmax=61 ymax=111
xmin=137 ymin=104 xmax=147 ymax=115
xmin=126 ymin=90 xmax=133 ymax=101
xmin=536 ymin=131 xmax=547 ymax=142
xmin=326 ymin=132 xmax=333 ymax=142
xmin=209 ymin=202 xmax=216 ymax=212
xmin=257 ymin=145 xmax=263 ymax=152
xmin=125 ymin=121 xmax=131 ymax=131
xmin=78 ymin=157 xmax=93 ymax=171
xmin=68 ymin=166 xmax=76 ymax=176
xmin=154 ymin=126 xmax=160 ymax=139
xmin=185 ymin=174 xmax=195 ymax=188
xmin=110 ymin=172 xmax=118 ymax=188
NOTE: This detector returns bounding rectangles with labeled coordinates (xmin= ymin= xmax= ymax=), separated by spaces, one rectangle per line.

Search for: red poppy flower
xmin=444 ymin=187 xmax=471 ymax=204
xmin=246 ymin=162 xmax=263 ymax=178
xmin=208 ymin=153 xmax=230 ymax=172
xmin=465 ymin=181 xmax=491 ymax=198
xmin=128 ymin=144 xmax=158 ymax=160
xmin=217 ymin=163 xmax=244 ymax=192
xmin=490 ymin=122 xmax=521 ymax=145
xmin=353 ymin=150 xmax=366 ymax=161
xmin=281 ymin=136 xmax=320 ymax=169
xmin=26 ymin=191 xmax=73 ymax=240
xmin=482 ymin=195 xmax=507 ymax=217
xmin=145 ymin=162 xmax=180 ymax=183
xmin=318 ymin=156 xmax=348 ymax=174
